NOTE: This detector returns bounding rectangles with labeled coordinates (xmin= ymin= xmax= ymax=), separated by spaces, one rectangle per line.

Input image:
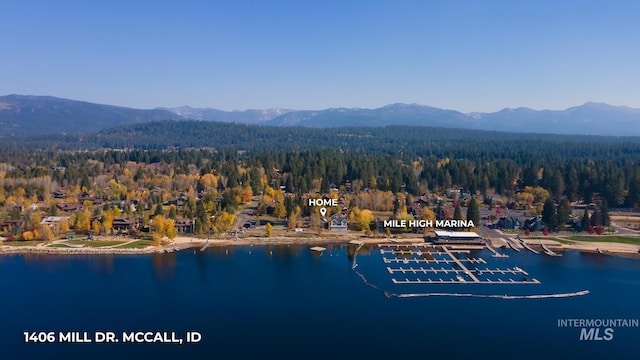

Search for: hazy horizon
xmin=4 ymin=93 xmax=638 ymax=114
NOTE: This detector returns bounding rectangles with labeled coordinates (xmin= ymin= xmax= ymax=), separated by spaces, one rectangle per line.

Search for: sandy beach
xmin=1 ymin=233 xmax=639 ymax=257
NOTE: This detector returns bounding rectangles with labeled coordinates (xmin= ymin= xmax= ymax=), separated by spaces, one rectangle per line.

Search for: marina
xmin=368 ymin=243 xmax=543 ymax=289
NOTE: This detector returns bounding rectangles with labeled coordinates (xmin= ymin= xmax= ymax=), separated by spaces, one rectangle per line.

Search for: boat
xmin=456 ymin=275 xmax=466 ymax=282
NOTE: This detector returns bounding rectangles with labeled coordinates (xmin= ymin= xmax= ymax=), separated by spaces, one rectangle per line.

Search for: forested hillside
xmin=1 ymin=123 xmax=639 ymax=209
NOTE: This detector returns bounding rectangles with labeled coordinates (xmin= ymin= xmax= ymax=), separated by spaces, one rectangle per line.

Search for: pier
xmin=486 ymin=244 xmax=509 ymax=258
xmin=505 ymin=238 xmax=521 ymax=252
xmin=200 ymin=239 xmax=210 ymax=252
xmin=392 ymin=278 xmax=540 ymax=285
xmin=519 ymin=239 xmax=539 ymax=254
xmin=373 ymin=243 xmax=543 ymax=286
xmin=382 ymin=257 xmax=486 ymax=264
xmin=541 ymin=243 xmax=562 ymax=256
xmin=347 ymin=242 xmax=567 ymax=300
xmin=441 ymin=246 xmax=480 ymax=282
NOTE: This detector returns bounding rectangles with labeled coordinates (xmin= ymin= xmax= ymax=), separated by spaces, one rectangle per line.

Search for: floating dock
xmin=310 ymin=246 xmax=326 ymax=252
xmin=486 ymin=244 xmax=509 ymax=258
xmin=382 ymin=257 xmax=486 ymax=264
xmin=392 ymin=278 xmax=540 ymax=285
xmin=373 ymin=244 xmax=541 ymax=286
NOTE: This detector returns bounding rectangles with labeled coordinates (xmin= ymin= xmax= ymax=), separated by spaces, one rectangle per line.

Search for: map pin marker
xmin=320 ymin=207 xmax=327 ymax=217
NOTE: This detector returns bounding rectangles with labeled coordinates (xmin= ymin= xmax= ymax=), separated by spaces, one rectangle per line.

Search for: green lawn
xmin=119 ymin=240 xmax=154 ymax=249
xmin=564 ymin=236 xmax=640 ymax=245
xmin=66 ymin=240 xmax=125 ymax=247
xmin=545 ymin=237 xmax=577 ymax=245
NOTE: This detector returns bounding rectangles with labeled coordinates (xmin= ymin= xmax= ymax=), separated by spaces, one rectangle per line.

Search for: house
xmin=52 ymin=189 xmax=67 ymax=199
xmin=112 ymin=217 xmax=140 ymax=233
xmin=496 ymin=216 xmax=522 ymax=230
xmin=0 ymin=219 xmax=21 ymax=234
xmin=175 ymin=218 xmax=195 ymax=233
xmin=409 ymin=200 xmax=428 ymax=219
xmin=523 ymin=216 xmax=547 ymax=231
xmin=166 ymin=193 xmax=190 ymax=207
xmin=40 ymin=216 xmax=70 ymax=227
xmin=56 ymin=202 xmax=84 ymax=213
xmin=328 ymin=213 xmax=348 ymax=232
xmin=78 ymin=192 xmax=104 ymax=206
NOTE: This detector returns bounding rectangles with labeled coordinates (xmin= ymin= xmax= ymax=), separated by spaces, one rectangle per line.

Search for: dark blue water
xmin=1 ymin=245 xmax=638 ymax=360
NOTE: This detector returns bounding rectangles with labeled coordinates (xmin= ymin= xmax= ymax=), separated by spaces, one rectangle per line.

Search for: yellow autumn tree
xmin=241 ymin=185 xmax=253 ymax=203
xmin=74 ymin=209 xmax=92 ymax=232
xmin=273 ymin=202 xmax=286 ymax=219
xmin=165 ymin=218 xmax=177 ymax=240
xmin=101 ymin=211 xmax=113 ymax=235
xmin=150 ymin=215 xmax=166 ymax=245
xmin=199 ymin=173 xmax=218 ymax=191
xmin=58 ymin=219 xmax=71 ymax=234
xmin=420 ymin=207 xmax=436 ymax=221
xmin=213 ymin=212 xmax=235 ymax=233
xmin=349 ymin=207 xmax=374 ymax=231
xmin=92 ymin=220 xmax=101 ymax=235
xmin=288 ymin=205 xmax=301 ymax=230
xmin=265 ymin=222 xmax=272 ymax=237
xmin=40 ymin=224 xmax=55 ymax=242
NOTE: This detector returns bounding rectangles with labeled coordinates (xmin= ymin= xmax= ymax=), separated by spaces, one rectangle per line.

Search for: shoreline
xmin=1 ymin=234 xmax=639 ymax=257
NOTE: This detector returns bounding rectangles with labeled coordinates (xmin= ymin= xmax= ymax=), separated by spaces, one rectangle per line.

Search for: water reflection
xmin=90 ymin=255 xmax=114 ymax=275
xmin=151 ymin=252 xmax=176 ymax=279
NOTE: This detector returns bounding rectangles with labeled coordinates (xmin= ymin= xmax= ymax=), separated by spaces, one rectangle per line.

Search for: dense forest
xmin=1 ymin=121 xmax=640 ymax=209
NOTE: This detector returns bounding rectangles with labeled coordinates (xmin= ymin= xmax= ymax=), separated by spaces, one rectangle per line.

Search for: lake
xmin=1 ymin=244 xmax=638 ymax=360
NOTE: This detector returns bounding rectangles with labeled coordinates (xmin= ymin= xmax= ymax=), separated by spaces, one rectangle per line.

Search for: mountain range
xmin=1 ymin=94 xmax=640 ymax=136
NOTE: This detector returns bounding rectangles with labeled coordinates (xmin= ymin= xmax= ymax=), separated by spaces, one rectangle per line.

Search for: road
xmin=232 ymin=198 xmax=259 ymax=231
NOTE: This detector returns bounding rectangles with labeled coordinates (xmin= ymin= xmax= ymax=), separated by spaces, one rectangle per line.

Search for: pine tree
xmin=600 ymin=200 xmax=610 ymax=226
xmin=541 ymin=198 xmax=557 ymax=230
xmin=453 ymin=203 xmax=463 ymax=220
xmin=168 ymin=205 xmax=177 ymax=219
xmin=556 ymin=199 xmax=571 ymax=229
xmin=466 ymin=198 xmax=480 ymax=227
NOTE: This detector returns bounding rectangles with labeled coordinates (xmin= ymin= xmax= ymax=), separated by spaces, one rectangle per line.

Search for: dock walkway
xmin=519 ymin=239 xmax=539 ymax=254
xmin=200 ymin=239 xmax=210 ymax=252
xmin=541 ymin=243 xmax=562 ymax=256
xmin=442 ymin=246 xmax=480 ymax=282
xmin=486 ymin=244 xmax=509 ymax=258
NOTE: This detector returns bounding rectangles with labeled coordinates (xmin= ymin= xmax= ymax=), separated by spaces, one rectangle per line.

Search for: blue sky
xmin=1 ymin=0 xmax=639 ymax=112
